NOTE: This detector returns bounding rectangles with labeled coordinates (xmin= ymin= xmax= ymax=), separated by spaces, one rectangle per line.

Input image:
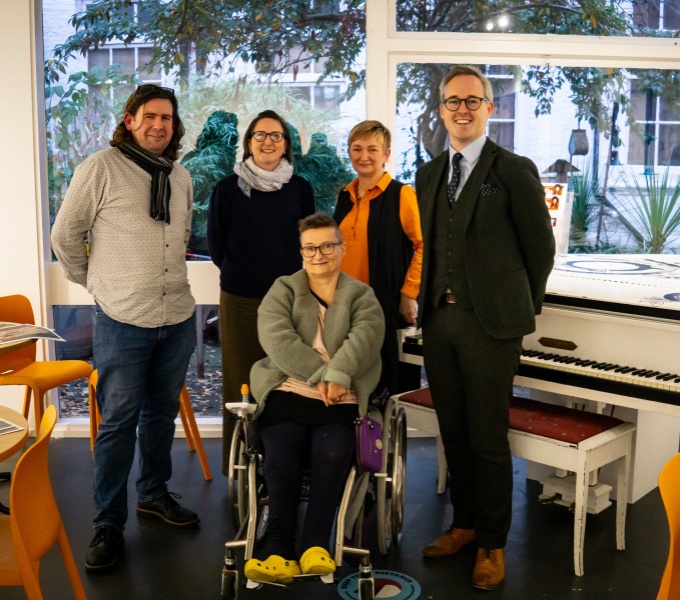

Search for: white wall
xmin=0 ymin=0 xmax=48 ymax=413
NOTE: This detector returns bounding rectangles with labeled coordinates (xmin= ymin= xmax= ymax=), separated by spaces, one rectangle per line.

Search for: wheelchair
xmin=220 ymin=386 xmax=407 ymax=600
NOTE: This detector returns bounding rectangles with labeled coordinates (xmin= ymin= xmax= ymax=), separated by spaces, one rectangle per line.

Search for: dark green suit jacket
xmin=415 ymin=139 xmax=556 ymax=339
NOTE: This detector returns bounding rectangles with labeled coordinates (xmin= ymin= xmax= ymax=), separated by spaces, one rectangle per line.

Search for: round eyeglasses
xmin=441 ymin=96 xmax=489 ymax=112
xmin=300 ymin=242 xmax=342 ymax=258
xmin=252 ymin=131 xmax=285 ymax=143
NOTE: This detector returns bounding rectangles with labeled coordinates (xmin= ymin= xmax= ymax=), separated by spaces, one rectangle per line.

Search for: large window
xmin=43 ymin=1 xmax=366 ymax=420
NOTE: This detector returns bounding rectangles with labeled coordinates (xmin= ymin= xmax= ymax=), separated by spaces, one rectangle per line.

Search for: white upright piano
xmin=401 ymin=254 xmax=680 ymax=503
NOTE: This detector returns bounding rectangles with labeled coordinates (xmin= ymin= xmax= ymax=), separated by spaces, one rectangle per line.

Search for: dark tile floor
xmin=0 ymin=436 xmax=668 ymax=600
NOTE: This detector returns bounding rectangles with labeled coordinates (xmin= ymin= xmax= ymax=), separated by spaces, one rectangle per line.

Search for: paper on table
xmin=0 ymin=417 xmax=23 ymax=436
xmin=0 ymin=321 xmax=65 ymax=346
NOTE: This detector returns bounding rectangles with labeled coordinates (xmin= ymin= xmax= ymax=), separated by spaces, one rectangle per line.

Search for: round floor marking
xmin=338 ymin=569 xmax=421 ymax=599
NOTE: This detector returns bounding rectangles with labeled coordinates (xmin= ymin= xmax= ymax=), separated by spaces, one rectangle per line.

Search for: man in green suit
xmin=416 ymin=65 xmax=555 ymax=590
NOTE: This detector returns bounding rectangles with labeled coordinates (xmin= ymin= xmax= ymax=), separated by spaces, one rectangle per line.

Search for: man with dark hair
xmin=416 ymin=65 xmax=555 ymax=590
xmin=52 ymin=84 xmax=199 ymax=572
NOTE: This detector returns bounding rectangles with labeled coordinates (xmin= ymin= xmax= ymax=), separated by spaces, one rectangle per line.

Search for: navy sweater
xmin=207 ymin=174 xmax=315 ymax=298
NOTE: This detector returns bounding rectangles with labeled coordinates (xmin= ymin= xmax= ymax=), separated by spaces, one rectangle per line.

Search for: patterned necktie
xmin=447 ymin=152 xmax=463 ymax=207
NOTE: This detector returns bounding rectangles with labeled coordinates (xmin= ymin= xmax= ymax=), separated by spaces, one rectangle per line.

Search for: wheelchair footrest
xmin=245 ymin=572 xmax=335 ymax=589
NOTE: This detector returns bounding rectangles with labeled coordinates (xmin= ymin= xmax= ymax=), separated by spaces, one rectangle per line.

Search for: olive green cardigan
xmin=250 ymin=270 xmax=385 ymax=417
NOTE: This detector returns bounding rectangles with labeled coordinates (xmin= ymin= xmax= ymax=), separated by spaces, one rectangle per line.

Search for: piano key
xmin=519 ymin=349 xmax=680 ymax=395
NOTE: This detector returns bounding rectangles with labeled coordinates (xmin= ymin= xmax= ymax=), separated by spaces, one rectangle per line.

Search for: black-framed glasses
xmin=252 ymin=131 xmax=285 ymax=143
xmin=441 ymin=96 xmax=489 ymax=112
xmin=134 ymin=84 xmax=175 ymax=96
xmin=300 ymin=242 xmax=342 ymax=258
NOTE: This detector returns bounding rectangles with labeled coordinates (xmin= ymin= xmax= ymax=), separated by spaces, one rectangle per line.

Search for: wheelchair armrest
xmin=224 ymin=402 xmax=257 ymax=417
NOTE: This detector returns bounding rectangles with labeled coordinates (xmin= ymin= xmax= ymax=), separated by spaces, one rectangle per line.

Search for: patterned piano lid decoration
xmin=547 ymin=254 xmax=680 ymax=312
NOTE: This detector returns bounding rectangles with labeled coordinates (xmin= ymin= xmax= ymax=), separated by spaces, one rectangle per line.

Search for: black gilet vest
xmin=334 ymin=180 xmax=413 ymax=329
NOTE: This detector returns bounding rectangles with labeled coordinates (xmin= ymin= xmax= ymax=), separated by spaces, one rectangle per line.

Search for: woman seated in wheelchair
xmin=244 ymin=212 xmax=385 ymax=584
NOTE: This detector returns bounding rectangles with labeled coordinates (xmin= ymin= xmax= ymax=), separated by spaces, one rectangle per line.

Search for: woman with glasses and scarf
xmin=244 ymin=213 xmax=384 ymax=583
xmin=208 ymin=110 xmax=315 ymax=471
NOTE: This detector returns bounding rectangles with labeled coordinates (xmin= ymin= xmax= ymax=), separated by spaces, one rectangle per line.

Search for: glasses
xmin=252 ymin=131 xmax=285 ymax=143
xmin=300 ymin=242 xmax=342 ymax=258
xmin=441 ymin=96 xmax=489 ymax=112
xmin=134 ymin=84 xmax=175 ymax=96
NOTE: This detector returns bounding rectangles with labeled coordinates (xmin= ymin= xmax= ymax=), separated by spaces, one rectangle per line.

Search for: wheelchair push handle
xmin=225 ymin=384 xmax=257 ymax=417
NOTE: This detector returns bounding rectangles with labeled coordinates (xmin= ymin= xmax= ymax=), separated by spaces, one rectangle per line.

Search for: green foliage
xmin=395 ymin=1 xmax=677 ymax=161
xmin=174 ymin=76 xmax=337 ymax=154
xmin=45 ymin=58 xmax=137 ymax=216
xmin=292 ymin=131 xmax=355 ymax=214
xmin=569 ymin=166 xmax=600 ymax=250
xmin=54 ymin=0 xmax=366 ymax=94
xmin=180 ymin=110 xmax=239 ymax=237
xmin=618 ymin=168 xmax=680 ymax=253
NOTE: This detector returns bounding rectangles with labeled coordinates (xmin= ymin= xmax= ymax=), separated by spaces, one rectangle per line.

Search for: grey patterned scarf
xmin=118 ymin=142 xmax=174 ymax=223
xmin=233 ymin=157 xmax=294 ymax=197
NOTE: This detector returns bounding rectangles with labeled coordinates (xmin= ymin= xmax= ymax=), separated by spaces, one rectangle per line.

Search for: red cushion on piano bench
xmin=509 ymin=397 xmax=624 ymax=445
xmin=398 ymin=388 xmax=435 ymax=409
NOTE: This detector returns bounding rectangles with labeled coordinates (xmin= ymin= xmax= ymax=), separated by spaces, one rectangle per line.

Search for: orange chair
xmin=0 ymin=405 xmax=88 ymax=599
xmin=0 ymin=295 xmax=93 ymax=433
xmin=657 ymin=452 xmax=680 ymax=599
xmin=88 ymin=370 xmax=212 ymax=480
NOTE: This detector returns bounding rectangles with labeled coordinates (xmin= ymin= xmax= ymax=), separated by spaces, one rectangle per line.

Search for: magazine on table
xmin=0 ymin=418 xmax=24 ymax=436
xmin=0 ymin=321 xmax=65 ymax=346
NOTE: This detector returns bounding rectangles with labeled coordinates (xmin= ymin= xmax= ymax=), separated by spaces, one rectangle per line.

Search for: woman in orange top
xmin=333 ymin=120 xmax=423 ymax=394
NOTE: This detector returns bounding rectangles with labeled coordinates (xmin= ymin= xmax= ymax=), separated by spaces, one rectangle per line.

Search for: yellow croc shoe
xmin=244 ymin=555 xmax=300 ymax=584
xmin=300 ymin=546 xmax=336 ymax=575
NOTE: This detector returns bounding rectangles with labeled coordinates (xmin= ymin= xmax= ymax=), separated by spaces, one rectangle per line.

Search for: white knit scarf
xmin=233 ymin=157 xmax=294 ymax=197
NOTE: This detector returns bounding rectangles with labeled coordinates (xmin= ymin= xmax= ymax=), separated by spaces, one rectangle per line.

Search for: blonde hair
xmin=348 ymin=120 xmax=391 ymax=152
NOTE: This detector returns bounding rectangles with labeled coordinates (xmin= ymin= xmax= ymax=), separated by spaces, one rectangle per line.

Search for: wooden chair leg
xmin=88 ymin=370 xmax=212 ymax=480
xmin=179 ymin=385 xmax=212 ymax=481
xmin=179 ymin=396 xmax=196 ymax=452
xmin=88 ymin=372 xmax=101 ymax=454
xmin=21 ymin=386 xmax=32 ymax=421
xmin=31 ymin=386 xmax=44 ymax=436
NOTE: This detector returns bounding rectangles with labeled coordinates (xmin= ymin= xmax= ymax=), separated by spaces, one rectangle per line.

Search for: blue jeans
xmin=92 ymin=307 xmax=196 ymax=530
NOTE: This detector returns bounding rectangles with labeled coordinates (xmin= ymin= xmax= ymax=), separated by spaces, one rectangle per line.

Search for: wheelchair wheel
xmin=376 ymin=398 xmax=407 ymax=554
xmin=226 ymin=419 xmax=247 ymax=530
xmin=390 ymin=406 xmax=407 ymax=546
xmin=221 ymin=568 xmax=240 ymax=599
xmin=358 ymin=577 xmax=375 ymax=600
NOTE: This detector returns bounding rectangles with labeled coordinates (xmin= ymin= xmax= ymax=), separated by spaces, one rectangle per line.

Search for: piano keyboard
xmin=400 ymin=334 xmax=680 ymax=407
xmin=521 ymin=350 xmax=680 ymax=390
xmin=518 ymin=350 xmax=680 ymax=406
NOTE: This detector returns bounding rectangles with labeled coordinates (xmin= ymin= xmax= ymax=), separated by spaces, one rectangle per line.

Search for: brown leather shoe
xmin=422 ymin=528 xmax=476 ymax=558
xmin=472 ymin=547 xmax=505 ymax=590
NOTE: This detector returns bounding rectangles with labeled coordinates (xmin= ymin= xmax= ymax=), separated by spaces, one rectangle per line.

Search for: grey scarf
xmin=118 ymin=142 xmax=173 ymax=223
xmin=233 ymin=157 xmax=293 ymax=197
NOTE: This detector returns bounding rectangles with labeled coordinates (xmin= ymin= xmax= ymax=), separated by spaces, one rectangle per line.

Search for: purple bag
xmin=355 ymin=412 xmax=383 ymax=473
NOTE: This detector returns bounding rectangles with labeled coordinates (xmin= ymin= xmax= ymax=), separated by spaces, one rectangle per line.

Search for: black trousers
xmin=258 ymin=422 xmax=355 ymax=560
xmin=422 ymin=302 xmax=522 ymax=549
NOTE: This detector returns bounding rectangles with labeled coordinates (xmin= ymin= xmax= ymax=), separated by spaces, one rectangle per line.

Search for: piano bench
xmin=394 ymin=389 xmax=636 ymax=577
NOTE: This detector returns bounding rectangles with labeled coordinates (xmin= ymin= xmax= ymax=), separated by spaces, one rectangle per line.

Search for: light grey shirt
xmin=51 ymin=147 xmax=195 ymax=328
xmin=448 ymin=134 xmax=487 ymax=201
